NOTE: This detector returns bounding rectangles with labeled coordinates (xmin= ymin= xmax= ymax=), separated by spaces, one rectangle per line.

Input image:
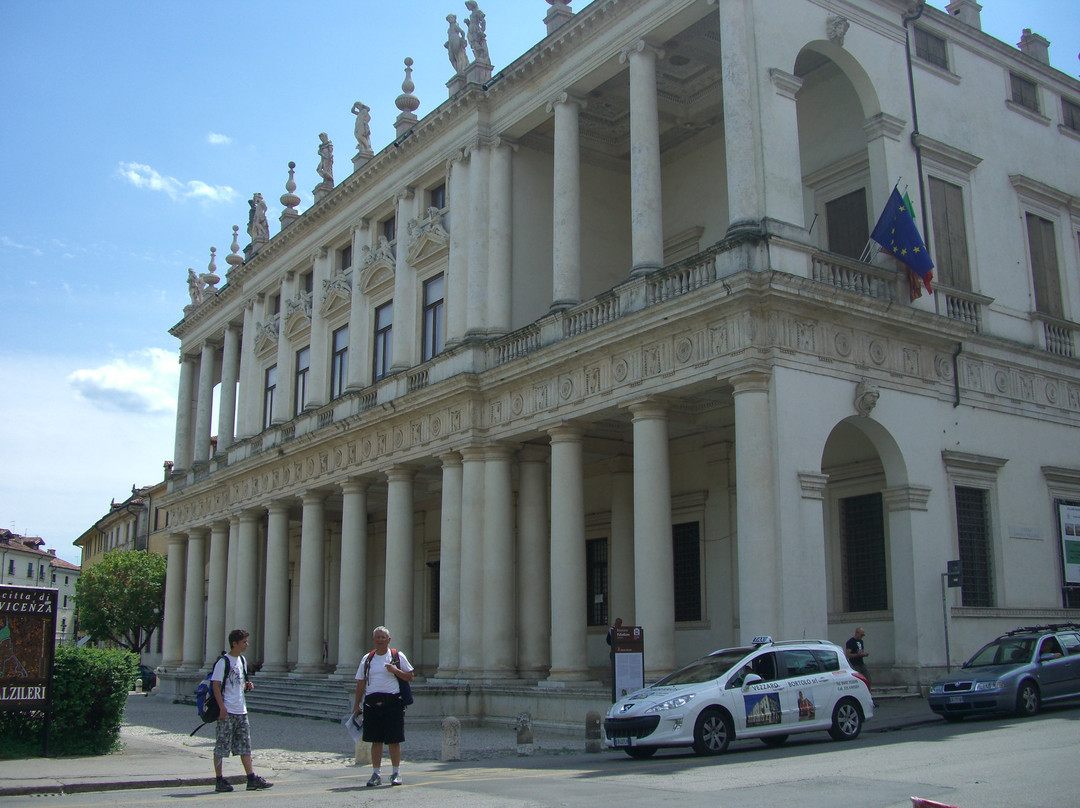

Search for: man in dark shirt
xmin=846 ymin=627 xmax=877 ymax=707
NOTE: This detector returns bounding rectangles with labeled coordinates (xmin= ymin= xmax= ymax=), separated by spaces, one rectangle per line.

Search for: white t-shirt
xmin=211 ymin=653 xmax=247 ymax=716
xmin=356 ymin=649 xmax=413 ymax=695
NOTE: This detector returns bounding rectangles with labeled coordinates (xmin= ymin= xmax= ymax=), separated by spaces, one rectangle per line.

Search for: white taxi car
xmin=604 ymin=637 xmax=874 ymax=757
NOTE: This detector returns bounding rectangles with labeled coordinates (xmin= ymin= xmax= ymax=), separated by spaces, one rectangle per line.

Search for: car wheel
xmin=828 ymin=698 xmax=863 ymax=741
xmin=942 ymin=714 xmax=964 ymax=723
xmin=692 ymin=708 xmax=732 ymax=755
xmin=761 ymin=734 xmax=789 ymax=747
xmin=1015 ymin=681 xmax=1040 ymax=717
xmin=624 ymin=746 xmax=657 ymax=759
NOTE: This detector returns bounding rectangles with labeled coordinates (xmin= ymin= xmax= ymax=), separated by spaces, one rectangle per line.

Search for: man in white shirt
xmin=352 ymin=625 xmax=414 ymax=787
xmin=211 ymin=628 xmax=272 ymax=792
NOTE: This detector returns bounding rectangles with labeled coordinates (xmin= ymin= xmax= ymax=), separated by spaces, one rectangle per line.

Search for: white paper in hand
xmin=343 ymin=711 xmax=363 ymax=743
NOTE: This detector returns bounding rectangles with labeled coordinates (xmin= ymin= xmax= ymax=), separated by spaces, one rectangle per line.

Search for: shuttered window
xmin=929 ymin=177 xmax=971 ymax=290
xmin=826 ymin=189 xmax=869 ymax=260
xmin=1026 ymin=213 xmax=1063 ymax=318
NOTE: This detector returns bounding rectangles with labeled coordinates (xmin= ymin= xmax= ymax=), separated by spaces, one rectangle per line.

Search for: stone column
xmin=487 ymin=139 xmax=513 ymax=337
xmin=224 ymin=516 xmax=240 ymax=634
xmin=548 ymin=425 xmax=588 ymax=680
xmin=608 ymin=457 xmax=635 ymax=624
xmin=884 ymin=484 xmax=933 ymax=681
xmin=390 ymin=192 xmax=419 ymax=372
xmin=466 ymin=145 xmax=489 ymax=336
xmin=516 ymin=446 xmax=550 ymax=678
xmin=346 ymin=219 xmax=371 ymax=391
xmin=217 ymin=324 xmax=241 ymax=453
xmin=234 ymin=510 xmax=261 ymax=639
xmin=173 ymin=353 xmax=196 ymax=472
xmin=483 ymin=444 xmax=516 ymax=677
xmin=180 ymin=528 xmax=207 ymax=669
xmin=718 ymin=0 xmax=763 ymax=235
xmin=445 ymin=155 xmax=469 ymax=347
xmin=236 ymin=300 xmax=259 ymax=440
xmin=621 ymin=41 xmax=665 ymax=275
xmin=436 ymin=453 xmax=463 ymax=677
xmin=326 ymin=524 xmax=341 ymax=667
xmin=385 ymin=468 xmax=415 ymax=658
xmin=548 ymin=93 xmax=585 ymax=311
xmin=307 ymin=248 xmax=331 ymax=408
xmin=204 ymin=521 xmax=229 ymax=663
xmin=732 ymin=370 xmax=779 ymax=643
xmin=295 ymin=492 xmax=327 ymax=673
xmin=788 ymin=472 xmax=830 ymax=639
xmin=262 ymin=502 xmax=291 ymax=673
xmin=193 ymin=341 xmax=217 ymax=465
xmin=458 ymin=446 xmax=486 ymax=676
xmin=335 ymin=479 xmax=369 ymax=676
xmin=630 ymin=400 xmax=675 ymax=679
xmin=162 ymin=534 xmax=187 ymax=668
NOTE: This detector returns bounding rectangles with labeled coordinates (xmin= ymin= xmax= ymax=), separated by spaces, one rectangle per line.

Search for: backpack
xmin=362 ymin=648 xmax=413 ymax=706
xmin=190 ymin=653 xmax=247 ymax=736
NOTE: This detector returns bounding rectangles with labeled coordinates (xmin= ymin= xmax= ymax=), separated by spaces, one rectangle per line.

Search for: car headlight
xmin=929 ymin=684 xmax=944 ymax=694
xmin=974 ymin=681 xmax=1004 ymax=691
xmin=644 ymin=693 xmax=696 ymax=713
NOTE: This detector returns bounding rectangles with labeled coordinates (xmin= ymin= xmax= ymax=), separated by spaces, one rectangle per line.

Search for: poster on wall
xmin=1059 ymin=503 xmax=1080 ymax=587
xmin=0 ymin=585 xmax=57 ymax=711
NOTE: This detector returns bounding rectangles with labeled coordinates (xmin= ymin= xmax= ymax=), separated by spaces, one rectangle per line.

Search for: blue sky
xmin=1 ymin=1 xmax=1077 ymax=564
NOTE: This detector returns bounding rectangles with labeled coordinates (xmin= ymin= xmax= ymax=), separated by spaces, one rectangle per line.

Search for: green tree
xmin=75 ymin=550 xmax=166 ymax=653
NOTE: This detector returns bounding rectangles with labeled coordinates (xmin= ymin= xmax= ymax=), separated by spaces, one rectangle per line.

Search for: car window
xmin=1058 ymin=633 xmax=1080 ymax=655
xmin=812 ymin=649 xmax=841 ymax=672
xmin=781 ymin=649 xmax=821 ymax=677
xmin=1040 ymin=637 xmax=1064 ymax=658
xmin=727 ymin=652 xmax=779 ymax=689
xmin=967 ymin=637 xmax=1035 ymax=667
xmin=655 ymin=648 xmax=750 ymax=687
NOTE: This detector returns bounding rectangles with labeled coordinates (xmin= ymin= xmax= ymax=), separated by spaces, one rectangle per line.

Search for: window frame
xmin=585 ymin=536 xmax=609 ymax=628
xmin=942 ymin=451 xmax=1006 ymax=610
xmin=913 ymin=26 xmax=948 ymax=71
xmin=1009 ymin=72 xmax=1041 ymax=115
xmin=330 ymin=325 xmax=349 ymax=399
xmin=263 ymin=364 xmax=277 ymax=430
xmin=372 ymin=300 xmax=394 ymax=382
xmin=421 ymin=273 xmax=445 ymax=362
xmin=294 ymin=346 xmax=310 ymax=416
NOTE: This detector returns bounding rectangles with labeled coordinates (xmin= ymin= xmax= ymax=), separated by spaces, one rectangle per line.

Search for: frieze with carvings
xmin=320 ymin=269 xmax=352 ymax=318
xmin=406 ymin=207 xmax=450 ymax=267
xmin=282 ymin=292 xmax=313 ymax=338
xmin=254 ymin=314 xmax=280 ymax=356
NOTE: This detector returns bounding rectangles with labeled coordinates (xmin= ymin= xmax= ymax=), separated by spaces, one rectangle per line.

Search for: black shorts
xmin=362 ymin=692 xmax=405 ymax=744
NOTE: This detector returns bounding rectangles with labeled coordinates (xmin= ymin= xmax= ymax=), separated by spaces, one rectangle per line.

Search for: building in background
xmin=0 ymin=529 xmax=81 ymax=645
xmin=156 ymin=0 xmax=1080 ymax=721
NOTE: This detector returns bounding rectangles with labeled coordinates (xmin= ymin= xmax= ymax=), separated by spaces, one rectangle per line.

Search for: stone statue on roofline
xmin=446 ymin=14 xmax=469 ymax=74
xmin=187 ymin=268 xmax=204 ymax=307
xmin=464 ymin=1 xmax=489 ymax=65
xmin=314 ymin=132 xmax=334 ymax=202
xmin=352 ymin=102 xmax=372 ymax=153
xmin=247 ymin=193 xmax=270 ymax=245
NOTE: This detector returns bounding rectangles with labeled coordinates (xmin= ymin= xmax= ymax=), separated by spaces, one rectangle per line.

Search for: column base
xmin=332 ymin=662 xmax=360 ymax=678
xmin=433 ymin=668 xmax=461 ymax=679
xmin=258 ymin=663 xmax=289 ymax=674
xmin=629 ymin=262 xmax=661 ymax=276
xmin=289 ymin=664 xmax=329 ymax=676
xmin=544 ymin=669 xmax=593 ymax=682
xmin=549 ymin=298 xmax=579 ymax=313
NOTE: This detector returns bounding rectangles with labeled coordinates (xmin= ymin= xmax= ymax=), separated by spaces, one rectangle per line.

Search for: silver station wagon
xmin=604 ymin=637 xmax=874 ymax=757
xmin=928 ymin=623 xmax=1080 ymax=720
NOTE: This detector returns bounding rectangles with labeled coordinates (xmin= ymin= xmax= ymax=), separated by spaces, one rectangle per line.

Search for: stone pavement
xmin=0 ymin=693 xmax=937 ymax=797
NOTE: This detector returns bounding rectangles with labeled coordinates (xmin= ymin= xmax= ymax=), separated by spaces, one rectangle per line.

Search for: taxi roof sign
xmin=751 ymin=635 xmax=773 ymax=646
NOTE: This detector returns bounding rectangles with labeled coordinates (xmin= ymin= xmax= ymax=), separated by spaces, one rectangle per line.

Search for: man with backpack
xmin=352 ymin=625 xmax=414 ymax=787
xmin=211 ymin=628 xmax=273 ymax=793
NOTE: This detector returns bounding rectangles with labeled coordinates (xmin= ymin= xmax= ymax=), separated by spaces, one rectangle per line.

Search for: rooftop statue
xmin=247 ymin=193 xmax=270 ymax=243
xmin=464 ymin=1 xmax=489 ymax=64
xmin=316 ymin=132 xmax=334 ymax=186
xmin=351 ymin=102 xmax=372 ymax=153
xmin=187 ymin=268 xmax=204 ymax=306
xmin=446 ymin=14 xmax=469 ymax=74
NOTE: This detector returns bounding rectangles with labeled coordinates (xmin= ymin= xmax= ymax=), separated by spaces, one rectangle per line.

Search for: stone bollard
xmin=441 ymin=716 xmax=461 ymax=761
xmin=135 ymin=678 xmax=143 ymax=694
xmin=354 ymin=740 xmax=371 ymax=766
xmin=515 ymin=711 xmax=534 ymax=756
xmin=585 ymin=710 xmax=602 ymax=753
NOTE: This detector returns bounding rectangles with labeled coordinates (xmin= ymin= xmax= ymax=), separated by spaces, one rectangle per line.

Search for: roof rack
xmin=1002 ymin=623 xmax=1080 ymax=637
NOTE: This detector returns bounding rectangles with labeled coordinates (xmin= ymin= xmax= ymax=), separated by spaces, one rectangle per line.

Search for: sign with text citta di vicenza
xmin=0 ymin=585 xmax=57 ymax=711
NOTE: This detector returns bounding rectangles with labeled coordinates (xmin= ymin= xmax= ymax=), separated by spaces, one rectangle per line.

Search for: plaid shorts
xmin=214 ymin=713 xmax=252 ymax=759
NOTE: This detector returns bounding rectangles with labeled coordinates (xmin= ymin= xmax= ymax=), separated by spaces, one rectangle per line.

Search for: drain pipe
xmin=952 ymin=342 xmax=963 ymax=407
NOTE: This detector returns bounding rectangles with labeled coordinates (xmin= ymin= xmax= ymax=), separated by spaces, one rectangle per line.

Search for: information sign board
xmin=0 ymin=585 xmax=58 ymax=711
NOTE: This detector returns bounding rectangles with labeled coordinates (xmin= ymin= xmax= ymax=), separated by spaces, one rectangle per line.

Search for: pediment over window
xmin=321 ymin=269 xmax=352 ymax=318
xmin=254 ymin=314 xmax=279 ymax=356
xmin=282 ymin=292 xmax=313 ymax=339
xmin=407 ymin=208 xmax=450 ymax=267
xmin=360 ymin=262 xmax=395 ymax=295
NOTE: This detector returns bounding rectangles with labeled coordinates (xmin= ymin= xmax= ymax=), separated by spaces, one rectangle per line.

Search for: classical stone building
xmin=158 ymin=0 xmax=1080 ymax=715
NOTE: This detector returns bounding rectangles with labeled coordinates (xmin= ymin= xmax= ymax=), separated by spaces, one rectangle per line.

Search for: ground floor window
xmin=955 ymin=486 xmax=993 ymax=607
xmin=673 ymin=522 xmax=701 ymax=622
xmin=586 ymin=538 xmax=608 ymax=627
xmin=427 ymin=559 xmax=440 ymax=633
xmin=840 ymin=492 xmax=887 ymax=612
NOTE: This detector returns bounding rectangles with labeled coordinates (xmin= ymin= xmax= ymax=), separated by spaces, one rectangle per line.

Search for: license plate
xmin=614 ymin=737 xmax=631 ymax=747
xmin=949 ymin=696 xmax=964 ymax=704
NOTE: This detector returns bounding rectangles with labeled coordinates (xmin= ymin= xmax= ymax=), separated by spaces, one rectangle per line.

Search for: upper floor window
xmin=429 ymin=183 xmax=447 ymax=210
xmin=7 ymin=560 xmax=13 ymax=574
xmin=294 ymin=346 xmax=310 ymax=416
xmin=337 ymin=245 xmax=352 ymax=272
xmin=373 ymin=301 xmax=393 ymax=382
xmin=825 ymin=188 xmax=869 ymax=260
xmin=65 ymin=575 xmax=69 ymax=585
xmin=914 ymin=27 xmax=948 ymax=70
xmin=1026 ymin=212 xmax=1063 ymax=319
xmin=331 ymin=326 xmax=349 ymax=399
xmin=382 ymin=216 xmax=397 ymax=244
xmin=422 ymin=274 xmax=445 ymax=362
xmin=52 ymin=572 xmax=56 ymax=583
xmin=27 ymin=563 xmax=33 ymax=578
xmin=1063 ymin=98 xmax=1080 ymax=133
xmin=928 ymin=176 xmax=971 ymax=290
xmin=1010 ymin=73 xmax=1039 ymax=113
xmin=263 ymin=365 xmax=277 ymax=430
xmin=271 ymin=293 xmax=281 ymax=315
xmin=301 ymin=271 xmax=314 ymax=295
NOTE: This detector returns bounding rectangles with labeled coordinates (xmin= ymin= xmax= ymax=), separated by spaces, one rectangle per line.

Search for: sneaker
xmin=246 ymin=775 xmax=273 ymax=791
xmin=215 ymin=778 xmax=234 ymax=793
xmin=366 ymin=772 xmax=382 ymax=787
xmin=390 ymin=773 xmax=402 ymax=786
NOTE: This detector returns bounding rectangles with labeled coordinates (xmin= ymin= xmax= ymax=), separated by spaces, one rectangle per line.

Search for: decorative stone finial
xmin=545 ymin=0 xmax=573 ymax=35
xmin=225 ymin=225 xmax=244 ymax=272
xmin=199 ymin=247 xmax=221 ymax=295
xmin=352 ymin=101 xmax=374 ymax=170
xmin=314 ymin=133 xmax=334 ymax=202
xmin=395 ymin=58 xmax=421 ymax=137
xmin=280 ymin=163 xmax=301 ymax=229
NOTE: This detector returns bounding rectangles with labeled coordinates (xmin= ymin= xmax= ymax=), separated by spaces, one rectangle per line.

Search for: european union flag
xmin=871 ymin=187 xmax=934 ymax=293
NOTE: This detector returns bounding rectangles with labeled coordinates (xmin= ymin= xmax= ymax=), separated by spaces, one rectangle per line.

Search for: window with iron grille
xmin=914 ymin=27 xmax=948 ymax=69
xmin=673 ymin=522 xmax=702 ymax=622
xmin=1011 ymin=73 xmax=1039 ymax=113
xmin=586 ymin=537 xmax=608 ymax=627
xmin=955 ymin=486 xmax=993 ymax=607
xmin=427 ymin=560 xmax=440 ymax=633
xmin=840 ymin=493 xmax=887 ymax=612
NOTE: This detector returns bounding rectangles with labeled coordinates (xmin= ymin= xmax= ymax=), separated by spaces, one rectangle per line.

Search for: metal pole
xmin=941 ymin=573 xmax=952 ymax=674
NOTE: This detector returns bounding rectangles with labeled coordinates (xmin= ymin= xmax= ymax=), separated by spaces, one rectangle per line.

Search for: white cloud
xmin=207 ymin=132 xmax=232 ymax=145
xmin=1 ymin=235 xmax=44 ymax=256
xmin=67 ymin=348 xmax=179 ymax=415
xmin=117 ymin=161 xmax=236 ymax=203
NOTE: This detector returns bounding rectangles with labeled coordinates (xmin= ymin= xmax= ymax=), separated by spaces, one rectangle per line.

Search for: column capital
xmin=187 ymin=525 xmax=211 ymax=539
xmin=768 ymin=68 xmax=804 ymax=101
xmin=618 ymin=38 xmax=664 ymax=64
xmin=301 ymin=490 xmax=328 ymax=506
xmin=548 ymin=421 xmax=586 ymax=442
xmin=438 ymin=450 xmax=463 ymax=467
xmin=729 ymin=367 xmax=772 ymax=394
xmin=167 ymin=532 xmax=188 ymax=546
xmin=545 ymin=90 xmax=587 ymax=115
xmin=340 ymin=476 xmax=373 ymax=494
xmin=883 ymin=484 xmax=932 ymax=512
xmin=267 ymin=501 xmax=292 ymax=516
xmin=626 ymin=396 xmax=673 ymax=420
xmin=459 ymin=444 xmax=488 ymax=462
xmin=484 ymin=441 xmax=520 ymax=460
xmin=798 ymin=471 xmax=829 ymax=500
xmin=385 ymin=465 xmax=417 ymax=483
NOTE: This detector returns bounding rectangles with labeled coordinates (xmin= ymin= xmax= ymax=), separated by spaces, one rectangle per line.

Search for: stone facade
xmin=159 ymin=0 xmax=1080 ymax=709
